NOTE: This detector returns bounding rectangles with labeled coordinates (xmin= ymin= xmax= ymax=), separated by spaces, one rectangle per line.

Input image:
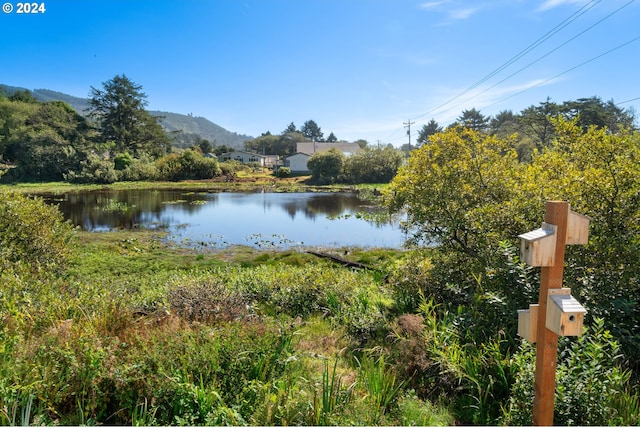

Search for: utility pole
xmin=403 ymin=119 xmax=415 ymax=147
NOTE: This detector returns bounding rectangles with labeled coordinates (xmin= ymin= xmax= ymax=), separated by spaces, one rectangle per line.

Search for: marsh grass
xmin=3 ymin=188 xmax=640 ymax=425
xmin=357 ymin=351 xmax=405 ymax=424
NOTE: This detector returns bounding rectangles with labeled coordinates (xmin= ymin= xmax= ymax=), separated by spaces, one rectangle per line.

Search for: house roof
xmin=217 ymin=150 xmax=266 ymax=158
xmin=296 ymin=142 xmax=362 ymax=156
xmin=285 ymin=152 xmax=311 ymax=159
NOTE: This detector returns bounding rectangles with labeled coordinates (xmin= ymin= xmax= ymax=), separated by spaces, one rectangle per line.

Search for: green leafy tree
xmin=2 ymin=101 xmax=93 ymax=182
xmin=344 ymin=145 xmax=404 ymax=183
xmin=156 ymin=149 xmax=221 ymax=181
xmin=307 ymin=148 xmax=345 ymax=183
xmin=88 ymin=74 xmax=170 ymax=158
xmin=281 ymin=131 xmax=306 ymax=155
xmin=488 ymin=110 xmax=518 ymax=137
xmin=213 ymin=145 xmax=233 ymax=155
xmin=387 ymin=125 xmax=522 ymax=260
xmin=489 ymin=110 xmax=535 ymax=162
xmin=386 ymin=118 xmax=640 ymax=361
xmin=244 ymin=133 xmax=279 ymax=155
xmin=560 ymin=96 xmax=635 ymax=133
xmin=245 ymin=131 xmax=301 ymax=156
xmin=9 ymin=89 xmax=38 ymax=104
xmin=197 ymin=138 xmax=213 ymax=155
xmin=355 ymin=139 xmax=368 ymax=149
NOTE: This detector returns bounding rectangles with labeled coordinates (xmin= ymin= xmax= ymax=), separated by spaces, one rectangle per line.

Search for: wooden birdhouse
xmin=517 ymin=304 xmax=539 ymax=343
xmin=546 ymin=288 xmax=587 ymax=336
xmin=566 ymin=210 xmax=590 ymax=245
xmin=518 ymin=223 xmax=557 ymax=266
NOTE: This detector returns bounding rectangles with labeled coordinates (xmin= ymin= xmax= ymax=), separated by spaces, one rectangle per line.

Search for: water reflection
xmin=38 ymin=189 xmax=405 ymax=248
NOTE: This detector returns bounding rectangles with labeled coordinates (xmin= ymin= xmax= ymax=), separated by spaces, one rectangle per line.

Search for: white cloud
xmin=418 ymin=1 xmax=483 ymax=23
xmin=419 ymin=1 xmax=450 ymax=9
xmin=450 ymin=7 xmax=480 ymax=20
xmin=538 ymin=0 xmax=588 ymax=12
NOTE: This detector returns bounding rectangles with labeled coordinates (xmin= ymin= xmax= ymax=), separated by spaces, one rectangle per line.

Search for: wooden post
xmin=532 ymin=201 xmax=569 ymax=426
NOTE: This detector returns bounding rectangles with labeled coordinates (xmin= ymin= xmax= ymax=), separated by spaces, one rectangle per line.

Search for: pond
xmin=39 ymin=189 xmax=406 ymax=249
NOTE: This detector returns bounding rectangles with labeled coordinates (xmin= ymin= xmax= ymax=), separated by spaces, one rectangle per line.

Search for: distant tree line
xmin=409 ymin=97 xmax=635 ymax=162
xmin=0 ymin=75 xmax=221 ymax=183
xmin=243 ymin=120 xmax=338 ymax=158
xmin=2 ymin=79 xmax=635 ymax=185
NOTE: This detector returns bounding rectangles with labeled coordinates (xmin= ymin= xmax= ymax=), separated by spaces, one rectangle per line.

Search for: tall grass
xmin=312 ymin=358 xmax=354 ymax=425
xmin=357 ymin=351 xmax=405 ymax=424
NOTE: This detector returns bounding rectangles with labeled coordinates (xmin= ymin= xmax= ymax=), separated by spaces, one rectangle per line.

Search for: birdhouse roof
xmin=518 ymin=223 xmax=556 ymax=242
xmin=549 ymin=294 xmax=587 ymax=313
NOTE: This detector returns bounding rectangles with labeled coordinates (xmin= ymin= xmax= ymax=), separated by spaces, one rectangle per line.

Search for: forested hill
xmin=0 ymin=84 xmax=252 ymax=149
xmin=152 ymin=111 xmax=251 ymax=149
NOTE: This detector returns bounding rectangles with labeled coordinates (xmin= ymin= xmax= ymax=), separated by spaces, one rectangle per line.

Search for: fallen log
xmin=306 ymin=250 xmax=373 ymax=271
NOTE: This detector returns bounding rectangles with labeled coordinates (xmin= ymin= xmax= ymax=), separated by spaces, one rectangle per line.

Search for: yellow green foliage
xmin=0 ymin=191 xmax=75 ymax=274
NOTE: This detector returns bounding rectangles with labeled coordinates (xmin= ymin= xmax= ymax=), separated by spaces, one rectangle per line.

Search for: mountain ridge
xmin=0 ymin=84 xmax=252 ymax=149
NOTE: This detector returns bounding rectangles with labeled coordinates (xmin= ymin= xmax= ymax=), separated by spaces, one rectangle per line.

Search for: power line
xmin=618 ymin=96 xmax=640 ymax=104
xmin=379 ymin=1 xmax=637 ymax=146
xmin=411 ymin=0 xmax=602 ymax=122
xmin=486 ymin=34 xmax=640 ymax=108
xmin=429 ymin=0 xmax=636 ymax=120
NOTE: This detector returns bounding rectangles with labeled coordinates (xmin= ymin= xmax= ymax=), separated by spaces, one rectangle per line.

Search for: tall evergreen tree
xmin=416 ymin=119 xmax=443 ymax=147
xmin=282 ymin=122 xmax=297 ymax=134
xmin=88 ymin=74 xmax=170 ymax=158
xmin=457 ymin=108 xmax=489 ymax=132
xmin=301 ymin=119 xmax=324 ymax=142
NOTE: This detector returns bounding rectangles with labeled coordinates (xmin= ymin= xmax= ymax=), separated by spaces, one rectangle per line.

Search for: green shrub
xmin=276 ymin=166 xmax=291 ymax=178
xmin=168 ymin=280 xmax=253 ymax=323
xmin=410 ymin=298 xmax=513 ymax=425
xmin=117 ymin=155 xmax=159 ymax=181
xmin=65 ymin=154 xmax=118 ymax=184
xmin=0 ymin=192 xmax=75 ymax=274
xmin=156 ymin=150 xmax=221 ymax=181
xmin=503 ymin=318 xmax=640 ymax=426
xmin=113 ymin=152 xmax=133 ymax=170
xmin=218 ymin=160 xmax=242 ymax=175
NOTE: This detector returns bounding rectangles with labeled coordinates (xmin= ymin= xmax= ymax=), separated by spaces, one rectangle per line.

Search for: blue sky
xmin=1 ymin=0 xmax=638 ymax=145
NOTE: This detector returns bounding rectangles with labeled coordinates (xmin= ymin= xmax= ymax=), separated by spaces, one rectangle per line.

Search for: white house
xmin=284 ymin=153 xmax=311 ymax=173
xmin=217 ymin=151 xmax=266 ymax=166
xmin=285 ymin=142 xmax=362 ymax=173
xmin=263 ymin=155 xmax=279 ymax=168
xmin=296 ymin=142 xmax=362 ymax=156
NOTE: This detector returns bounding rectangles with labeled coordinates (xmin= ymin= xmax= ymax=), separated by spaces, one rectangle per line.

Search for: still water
xmin=40 ymin=190 xmax=406 ymax=249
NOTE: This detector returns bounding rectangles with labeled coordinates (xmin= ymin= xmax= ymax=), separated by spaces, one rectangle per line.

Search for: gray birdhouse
xmin=546 ymin=288 xmax=587 ymax=336
xmin=518 ymin=223 xmax=557 ymax=266
xmin=517 ymin=304 xmax=539 ymax=343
